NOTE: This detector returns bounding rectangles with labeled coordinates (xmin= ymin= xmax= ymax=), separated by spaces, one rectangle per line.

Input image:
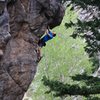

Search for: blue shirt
xmin=42 ymin=31 xmax=53 ymax=43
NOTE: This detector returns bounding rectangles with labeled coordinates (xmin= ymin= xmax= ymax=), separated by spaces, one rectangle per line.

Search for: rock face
xmin=0 ymin=0 xmax=65 ymax=100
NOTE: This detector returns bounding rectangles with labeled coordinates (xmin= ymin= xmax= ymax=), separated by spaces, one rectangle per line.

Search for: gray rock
xmin=0 ymin=2 xmax=11 ymax=49
xmin=0 ymin=0 xmax=65 ymax=100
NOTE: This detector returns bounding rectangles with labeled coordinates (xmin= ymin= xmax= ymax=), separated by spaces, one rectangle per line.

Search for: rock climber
xmin=38 ymin=28 xmax=56 ymax=47
xmin=37 ymin=27 xmax=56 ymax=62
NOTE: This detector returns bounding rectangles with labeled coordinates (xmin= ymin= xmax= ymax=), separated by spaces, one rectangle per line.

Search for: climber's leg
xmin=38 ymin=38 xmax=46 ymax=48
xmin=36 ymin=47 xmax=43 ymax=62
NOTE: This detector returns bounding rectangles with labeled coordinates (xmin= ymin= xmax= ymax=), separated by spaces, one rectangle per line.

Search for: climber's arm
xmin=45 ymin=29 xmax=51 ymax=37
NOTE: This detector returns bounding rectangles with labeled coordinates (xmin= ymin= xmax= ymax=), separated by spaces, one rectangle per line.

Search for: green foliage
xmin=42 ymin=75 xmax=100 ymax=97
xmin=65 ymin=19 xmax=100 ymax=58
xmin=71 ymin=72 xmax=100 ymax=86
xmin=64 ymin=0 xmax=100 ymax=71
xmin=64 ymin=0 xmax=100 ymax=8
xmin=41 ymin=0 xmax=100 ymax=99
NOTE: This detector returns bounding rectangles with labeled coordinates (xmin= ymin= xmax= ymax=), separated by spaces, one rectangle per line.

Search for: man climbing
xmin=37 ymin=28 xmax=56 ymax=62
xmin=38 ymin=28 xmax=56 ymax=47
